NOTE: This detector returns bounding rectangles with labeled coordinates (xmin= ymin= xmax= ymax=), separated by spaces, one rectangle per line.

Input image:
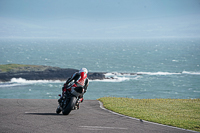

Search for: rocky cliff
xmin=0 ymin=64 xmax=105 ymax=82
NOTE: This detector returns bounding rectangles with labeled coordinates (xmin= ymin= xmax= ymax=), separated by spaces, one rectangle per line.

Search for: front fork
xmin=58 ymin=92 xmax=83 ymax=110
xmin=57 ymin=94 xmax=67 ymax=110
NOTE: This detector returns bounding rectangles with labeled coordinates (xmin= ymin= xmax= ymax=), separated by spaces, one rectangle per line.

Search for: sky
xmin=0 ymin=0 xmax=200 ymax=39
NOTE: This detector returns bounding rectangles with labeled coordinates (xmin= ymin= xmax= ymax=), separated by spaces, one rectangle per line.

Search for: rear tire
xmin=62 ymin=97 xmax=77 ymax=115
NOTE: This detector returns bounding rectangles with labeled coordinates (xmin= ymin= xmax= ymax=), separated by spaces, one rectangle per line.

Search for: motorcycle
xmin=56 ymin=80 xmax=84 ymax=115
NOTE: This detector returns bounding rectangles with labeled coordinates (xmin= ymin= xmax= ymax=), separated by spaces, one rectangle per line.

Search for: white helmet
xmin=79 ymin=68 xmax=88 ymax=74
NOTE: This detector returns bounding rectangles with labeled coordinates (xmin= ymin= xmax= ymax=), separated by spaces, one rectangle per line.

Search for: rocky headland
xmin=0 ymin=64 xmax=106 ymax=82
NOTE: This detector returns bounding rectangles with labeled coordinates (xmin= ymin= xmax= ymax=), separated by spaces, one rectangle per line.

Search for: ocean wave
xmin=0 ymin=71 xmax=199 ymax=87
xmin=137 ymin=71 xmax=200 ymax=75
xmin=137 ymin=72 xmax=181 ymax=75
xmin=90 ymin=72 xmax=141 ymax=82
xmin=0 ymin=82 xmax=23 ymax=88
xmin=104 ymin=71 xmax=182 ymax=76
xmin=95 ymin=71 xmax=200 ymax=82
xmin=0 ymin=78 xmax=64 ymax=88
xmin=104 ymin=72 xmax=132 ymax=76
xmin=91 ymin=76 xmax=140 ymax=82
xmin=10 ymin=78 xmax=63 ymax=84
xmin=182 ymin=71 xmax=200 ymax=75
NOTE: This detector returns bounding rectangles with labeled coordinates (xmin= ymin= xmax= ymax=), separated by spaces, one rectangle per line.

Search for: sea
xmin=0 ymin=38 xmax=200 ymax=100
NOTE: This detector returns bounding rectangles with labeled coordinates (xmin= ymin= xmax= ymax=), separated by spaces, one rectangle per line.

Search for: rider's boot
xmin=77 ymin=104 xmax=80 ymax=109
xmin=79 ymin=97 xmax=84 ymax=103
xmin=76 ymin=97 xmax=83 ymax=110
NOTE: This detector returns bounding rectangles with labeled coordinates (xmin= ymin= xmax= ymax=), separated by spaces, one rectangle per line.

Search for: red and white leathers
xmin=77 ymin=71 xmax=87 ymax=87
xmin=61 ymin=68 xmax=89 ymax=103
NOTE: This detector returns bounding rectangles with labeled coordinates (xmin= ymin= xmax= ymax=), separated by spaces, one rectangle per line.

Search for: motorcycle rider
xmin=58 ymin=68 xmax=89 ymax=109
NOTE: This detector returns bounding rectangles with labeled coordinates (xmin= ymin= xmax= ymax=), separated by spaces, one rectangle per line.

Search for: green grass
xmin=0 ymin=64 xmax=38 ymax=72
xmin=98 ymin=97 xmax=200 ymax=132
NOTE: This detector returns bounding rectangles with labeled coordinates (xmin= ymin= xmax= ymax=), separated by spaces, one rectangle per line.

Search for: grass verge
xmin=98 ymin=97 xmax=200 ymax=132
xmin=0 ymin=64 xmax=39 ymax=72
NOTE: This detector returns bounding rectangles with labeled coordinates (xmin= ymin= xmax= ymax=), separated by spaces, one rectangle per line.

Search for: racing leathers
xmin=59 ymin=71 xmax=89 ymax=105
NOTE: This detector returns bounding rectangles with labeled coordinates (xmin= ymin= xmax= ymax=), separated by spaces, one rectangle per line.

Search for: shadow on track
xmin=25 ymin=112 xmax=61 ymax=116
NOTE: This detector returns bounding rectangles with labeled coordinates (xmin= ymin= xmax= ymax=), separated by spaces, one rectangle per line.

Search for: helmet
xmin=79 ymin=68 xmax=88 ymax=74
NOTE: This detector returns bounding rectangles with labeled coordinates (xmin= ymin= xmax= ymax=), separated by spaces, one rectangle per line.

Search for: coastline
xmin=0 ymin=64 xmax=140 ymax=82
xmin=0 ymin=64 xmax=106 ymax=82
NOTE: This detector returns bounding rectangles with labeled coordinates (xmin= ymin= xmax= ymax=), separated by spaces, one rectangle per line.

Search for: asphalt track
xmin=0 ymin=99 xmax=197 ymax=133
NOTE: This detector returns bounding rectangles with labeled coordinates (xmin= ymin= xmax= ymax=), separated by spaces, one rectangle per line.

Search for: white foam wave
xmin=10 ymin=78 xmax=64 ymax=84
xmin=0 ymin=78 xmax=64 ymax=88
xmin=1 ymin=71 xmax=199 ymax=86
xmin=0 ymin=83 xmax=22 ymax=88
xmin=104 ymin=72 xmax=131 ymax=76
xmin=93 ymin=71 xmax=200 ymax=82
xmin=137 ymin=72 xmax=181 ymax=75
xmin=91 ymin=77 xmax=135 ymax=82
xmin=137 ymin=71 xmax=200 ymax=75
xmin=182 ymin=71 xmax=200 ymax=75
xmin=91 ymin=72 xmax=140 ymax=82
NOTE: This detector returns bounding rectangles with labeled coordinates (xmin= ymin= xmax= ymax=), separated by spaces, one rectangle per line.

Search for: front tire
xmin=62 ymin=97 xmax=77 ymax=115
xmin=56 ymin=106 xmax=61 ymax=114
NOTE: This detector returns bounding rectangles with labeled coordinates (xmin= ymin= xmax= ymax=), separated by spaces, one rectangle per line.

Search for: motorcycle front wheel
xmin=56 ymin=106 xmax=62 ymax=114
xmin=62 ymin=96 xmax=77 ymax=115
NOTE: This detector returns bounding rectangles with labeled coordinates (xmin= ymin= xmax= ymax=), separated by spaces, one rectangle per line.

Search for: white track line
xmin=98 ymin=101 xmax=198 ymax=133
